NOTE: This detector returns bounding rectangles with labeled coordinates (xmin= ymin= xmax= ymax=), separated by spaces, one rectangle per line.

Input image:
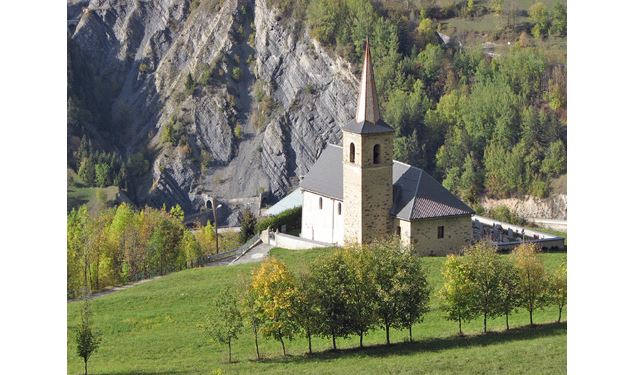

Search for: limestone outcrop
xmin=68 ymin=0 xmax=357 ymax=213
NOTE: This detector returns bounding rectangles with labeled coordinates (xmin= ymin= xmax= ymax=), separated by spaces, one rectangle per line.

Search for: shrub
xmin=239 ymin=209 xmax=257 ymax=243
xmin=255 ymin=206 xmax=302 ymax=233
xmin=231 ymin=67 xmax=242 ymax=81
xmin=234 ymin=124 xmax=242 ymax=139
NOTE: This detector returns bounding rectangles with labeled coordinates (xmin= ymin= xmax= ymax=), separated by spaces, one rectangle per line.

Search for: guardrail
xmin=205 ymin=234 xmax=261 ymax=264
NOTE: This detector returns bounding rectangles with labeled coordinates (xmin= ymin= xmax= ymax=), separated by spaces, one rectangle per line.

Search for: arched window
xmin=373 ymin=144 xmax=381 ymax=164
xmin=319 ymin=197 xmax=323 ymax=210
xmin=396 ymin=226 xmax=401 ymax=237
xmin=349 ymin=142 xmax=355 ymax=163
xmin=206 ymin=200 xmax=212 ymax=209
xmin=338 ymin=202 xmax=342 ymax=215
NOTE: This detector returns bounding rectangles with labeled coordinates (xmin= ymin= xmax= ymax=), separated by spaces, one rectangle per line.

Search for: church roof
xmin=300 ymin=144 xmax=474 ymax=221
xmin=341 ymin=39 xmax=394 ymax=135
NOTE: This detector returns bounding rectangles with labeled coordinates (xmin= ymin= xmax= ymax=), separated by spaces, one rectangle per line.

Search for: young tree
xmin=498 ymin=257 xmax=521 ymax=330
xmin=76 ymin=299 xmax=102 ymax=375
xmin=251 ymin=258 xmax=299 ymax=356
xmin=439 ymin=255 xmax=476 ymax=335
xmin=370 ymin=238 xmax=427 ymax=345
xmin=529 ymin=1 xmax=550 ymax=39
xmin=512 ymin=243 xmax=549 ymax=326
xmin=549 ymin=262 xmax=567 ymax=323
xmin=294 ymin=271 xmax=321 ymax=354
xmin=75 ymin=253 xmax=101 ymax=375
xmin=463 ymin=242 xmax=505 ymax=333
xmin=203 ymin=286 xmax=243 ymax=363
xmin=308 ymin=250 xmax=355 ymax=350
xmin=550 ymin=1 xmax=567 ymax=36
xmin=239 ymin=279 xmax=262 ymax=360
xmin=393 ymin=251 xmax=431 ymax=342
xmin=344 ymin=244 xmax=378 ymax=348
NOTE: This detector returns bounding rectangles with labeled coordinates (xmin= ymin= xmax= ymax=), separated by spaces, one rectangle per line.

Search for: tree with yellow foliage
xmin=439 ymin=254 xmax=477 ymax=335
xmin=251 ymin=257 xmax=299 ymax=356
xmin=512 ymin=242 xmax=549 ymax=326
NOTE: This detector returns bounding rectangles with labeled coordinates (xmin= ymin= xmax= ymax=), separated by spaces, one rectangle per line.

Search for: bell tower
xmin=342 ymin=40 xmax=394 ymax=244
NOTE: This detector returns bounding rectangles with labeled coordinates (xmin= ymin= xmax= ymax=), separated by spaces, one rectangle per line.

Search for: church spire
xmin=355 ymin=38 xmax=380 ymax=124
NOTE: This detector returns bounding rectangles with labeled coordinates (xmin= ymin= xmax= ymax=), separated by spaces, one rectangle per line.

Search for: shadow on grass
xmin=99 ymin=371 xmax=192 ymax=375
xmin=256 ymin=322 xmax=567 ymax=364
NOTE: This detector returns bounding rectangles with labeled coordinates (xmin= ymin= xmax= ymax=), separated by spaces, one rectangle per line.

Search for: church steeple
xmin=342 ymin=39 xmax=393 ymax=135
xmin=355 ymin=39 xmax=380 ymax=124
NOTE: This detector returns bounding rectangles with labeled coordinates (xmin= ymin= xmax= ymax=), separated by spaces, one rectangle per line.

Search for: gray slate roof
xmin=341 ymin=119 xmax=394 ymax=134
xmin=300 ymin=144 xmax=474 ymax=221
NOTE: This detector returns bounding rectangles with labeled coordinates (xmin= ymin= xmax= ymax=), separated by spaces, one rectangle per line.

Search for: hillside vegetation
xmin=67 ymin=248 xmax=566 ymax=374
xmin=67 ymin=0 xmax=566 ymax=212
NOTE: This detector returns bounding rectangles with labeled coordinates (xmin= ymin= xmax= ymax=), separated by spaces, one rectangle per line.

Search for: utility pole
xmin=211 ymin=198 xmax=222 ymax=254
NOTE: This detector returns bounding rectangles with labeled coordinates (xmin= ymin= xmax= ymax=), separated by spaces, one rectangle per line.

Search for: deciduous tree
xmin=251 ymin=258 xmax=299 ymax=356
xmin=439 ymin=255 xmax=476 ymax=335
xmin=549 ymin=262 xmax=567 ymax=323
xmin=512 ymin=243 xmax=549 ymax=326
xmin=202 ymin=286 xmax=243 ymax=362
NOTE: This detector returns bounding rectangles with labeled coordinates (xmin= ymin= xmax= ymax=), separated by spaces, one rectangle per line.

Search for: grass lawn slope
xmin=67 ymin=248 xmax=566 ymax=374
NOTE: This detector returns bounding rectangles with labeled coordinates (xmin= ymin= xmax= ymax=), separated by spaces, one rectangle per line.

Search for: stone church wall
xmin=396 ymin=215 xmax=472 ymax=256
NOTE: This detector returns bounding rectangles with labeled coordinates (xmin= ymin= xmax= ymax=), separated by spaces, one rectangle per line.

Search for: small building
xmin=298 ymin=41 xmax=474 ymax=256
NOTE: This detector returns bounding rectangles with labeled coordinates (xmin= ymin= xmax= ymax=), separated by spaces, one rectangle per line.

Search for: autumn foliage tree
xmin=463 ymin=241 xmax=505 ymax=334
xmin=439 ymin=254 xmax=476 ymax=335
xmin=512 ymin=243 xmax=550 ymax=326
xmin=251 ymin=257 xmax=299 ymax=356
xmin=549 ymin=262 xmax=567 ymax=323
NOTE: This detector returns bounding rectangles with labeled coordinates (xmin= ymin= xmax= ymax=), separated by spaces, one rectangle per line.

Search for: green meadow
xmin=67 ymin=248 xmax=566 ymax=374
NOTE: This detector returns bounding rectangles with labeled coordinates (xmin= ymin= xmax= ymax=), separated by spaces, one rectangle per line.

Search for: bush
xmin=255 ymin=206 xmax=302 ymax=233
xmin=486 ymin=205 xmax=526 ymax=226
xmin=239 ymin=209 xmax=257 ymax=243
xmin=231 ymin=67 xmax=242 ymax=81
xmin=234 ymin=124 xmax=242 ymax=139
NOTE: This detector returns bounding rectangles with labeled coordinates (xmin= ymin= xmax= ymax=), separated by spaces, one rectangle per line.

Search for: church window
xmin=349 ymin=143 xmax=355 ymax=163
xmin=373 ymin=144 xmax=380 ymax=164
xmin=437 ymin=226 xmax=444 ymax=239
xmin=319 ymin=197 xmax=323 ymax=209
xmin=338 ymin=202 xmax=341 ymax=215
xmin=396 ymin=226 xmax=401 ymax=237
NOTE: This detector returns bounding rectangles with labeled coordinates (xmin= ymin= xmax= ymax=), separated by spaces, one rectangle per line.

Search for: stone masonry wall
xmin=343 ymin=131 xmax=393 ymax=243
xmin=396 ymin=215 xmax=472 ymax=256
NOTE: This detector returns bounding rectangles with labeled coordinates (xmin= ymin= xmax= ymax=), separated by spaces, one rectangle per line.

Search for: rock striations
xmin=68 ymin=0 xmax=358 ymax=213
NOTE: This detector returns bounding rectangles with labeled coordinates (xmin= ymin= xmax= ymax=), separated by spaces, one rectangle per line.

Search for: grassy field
xmin=67 ymin=248 xmax=566 ymax=374
xmin=67 ymin=169 xmax=121 ymax=213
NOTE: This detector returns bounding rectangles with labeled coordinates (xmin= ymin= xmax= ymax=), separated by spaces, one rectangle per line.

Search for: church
xmin=299 ymin=41 xmax=474 ymax=256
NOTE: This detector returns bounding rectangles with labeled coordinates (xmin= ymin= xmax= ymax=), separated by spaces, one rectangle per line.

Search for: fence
xmin=204 ymin=234 xmax=261 ymax=264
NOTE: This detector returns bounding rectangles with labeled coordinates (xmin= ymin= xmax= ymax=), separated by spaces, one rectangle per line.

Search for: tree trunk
xmin=332 ymin=333 xmax=337 ymax=350
xmin=483 ymin=312 xmax=487 ymax=333
xmin=280 ymin=335 xmax=286 ymax=356
xmin=506 ymin=312 xmax=510 ymax=330
xmin=458 ymin=313 xmax=463 ymax=336
xmin=84 ymin=358 xmax=88 ymax=375
xmin=359 ymin=331 xmax=363 ymax=348
xmin=308 ymin=332 xmax=312 ymax=354
xmin=530 ymin=307 xmax=534 ymax=326
xmin=229 ymin=340 xmax=234 ymax=363
xmin=253 ymin=326 xmax=260 ymax=360
xmin=409 ymin=325 xmax=413 ymax=343
xmin=558 ymin=306 xmax=562 ymax=323
xmin=385 ymin=319 xmax=391 ymax=345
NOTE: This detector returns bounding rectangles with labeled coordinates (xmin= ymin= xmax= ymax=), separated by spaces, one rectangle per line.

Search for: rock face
xmin=481 ymin=194 xmax=568 ymax=220
xmin=68 ymin=0 xmax=358 ymax=213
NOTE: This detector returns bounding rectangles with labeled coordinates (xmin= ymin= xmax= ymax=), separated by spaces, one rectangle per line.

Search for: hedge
xmin=256 ymin=206 xmax=302 ymax=233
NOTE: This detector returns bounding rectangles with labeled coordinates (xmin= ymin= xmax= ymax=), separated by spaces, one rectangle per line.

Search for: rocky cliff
xmin=68 ymin=0 xmax=357 ymax=213
xmin=481 ymin=194 xmax=568 ymax=220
